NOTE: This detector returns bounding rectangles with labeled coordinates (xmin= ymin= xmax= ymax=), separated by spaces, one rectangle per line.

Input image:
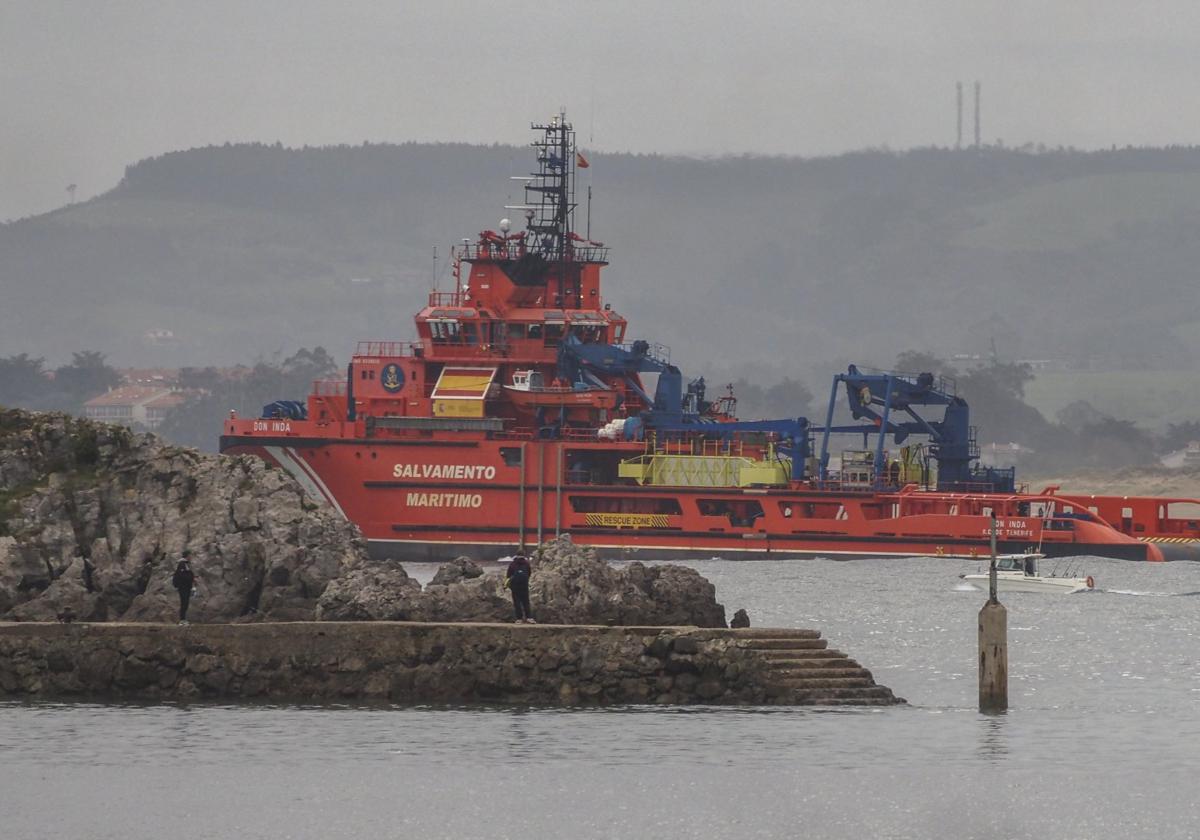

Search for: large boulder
xmin=314 ymin=560 xmax=423 ymax=621
xmin=0 ymin=409 xmax=368 ymax=623
xmin=428 ymin=556 xmax=484 ymax=586
xmin=317 ymin=536 xmax=727 ymax=628
xmin=531 ymin=537 xmax=726 ymax=627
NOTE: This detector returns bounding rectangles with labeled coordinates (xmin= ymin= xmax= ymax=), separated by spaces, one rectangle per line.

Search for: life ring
xmin=1086 ymin=575 xmax=1095 ymax=589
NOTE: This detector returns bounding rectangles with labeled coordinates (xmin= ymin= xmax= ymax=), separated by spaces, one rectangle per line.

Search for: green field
xmin=1025 ymin=370 xmax=1200 ymax=429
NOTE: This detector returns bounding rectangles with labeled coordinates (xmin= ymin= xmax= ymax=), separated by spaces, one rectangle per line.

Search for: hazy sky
xmin=4 ymin=1 xmax=1199 ymax=221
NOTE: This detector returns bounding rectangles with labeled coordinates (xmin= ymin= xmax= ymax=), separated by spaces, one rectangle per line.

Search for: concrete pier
xmin=0 ymin=621 xmax=903 ymax=706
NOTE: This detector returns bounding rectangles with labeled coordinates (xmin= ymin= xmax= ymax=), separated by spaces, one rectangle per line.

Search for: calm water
xmin=3 ymin=556 xmax=1199 ymax=840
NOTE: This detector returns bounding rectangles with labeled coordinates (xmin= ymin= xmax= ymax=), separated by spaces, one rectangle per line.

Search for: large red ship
xmin=221 ymin=114 xmax=1200 ymax=563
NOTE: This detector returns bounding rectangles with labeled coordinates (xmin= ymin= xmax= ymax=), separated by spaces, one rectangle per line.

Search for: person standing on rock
xmin=505 ymin=552 xmax=535 ymax=624
xmin=172 ymin=551 xmax=196 ymax=625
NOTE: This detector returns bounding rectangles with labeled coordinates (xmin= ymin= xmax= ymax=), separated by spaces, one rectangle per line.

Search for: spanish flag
xmin=432 ymin=367 xmax=496 ymax=398
xmin=576 ymin=151 xmax=590 ymax=169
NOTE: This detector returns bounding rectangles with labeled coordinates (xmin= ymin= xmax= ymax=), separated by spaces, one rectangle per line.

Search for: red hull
xmin=220 ymin=427 xmax=1192 ymax=562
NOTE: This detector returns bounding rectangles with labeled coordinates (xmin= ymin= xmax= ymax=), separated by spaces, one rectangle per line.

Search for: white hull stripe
xmin=264 ymin=445 xmax=349 ymax=520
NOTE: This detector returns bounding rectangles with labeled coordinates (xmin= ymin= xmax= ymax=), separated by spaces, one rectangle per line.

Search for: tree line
xmin=0 ymin=351 xmax=122 ymax=413
xmin=4 ymin=346 xmax=1196 ymax=474
xmin=157 ymin=347 xmax=338 ymax=450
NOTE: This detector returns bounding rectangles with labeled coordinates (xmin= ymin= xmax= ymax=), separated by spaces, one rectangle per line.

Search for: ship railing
xmin=458 ymin=243 xmax=609 ymax=264
xmin=458 ymin=243 xmax=524 ymax=262
xmin=311 ymin=379 xmax=347 ymax=396
xmin=425 ymin=340 xmax=572 ymax=362
xmin=426 ymin=342 xmax=506 ymax=358
xmin=567 ymin=245 xmax=610 ymax=263
xmin=491 ymin=429 xmax=536 ymax=440
xmin=354 ymin=340 xmax=420 ymax=358
xmin=560 ymin=427 xmax=602 ymax=441
xmin=426 ymin=291 xmax=467 ymax=307
xmin=854 ymin=366 xmax=957 ymax=396
xmin=487 ymin=427 xmax=608 ymax=442
xmin=614 ymin=341 xmax=671 ymax=365
xmin=940 ymin=480 xmax=1016 ymax=494
xmin=816 ymin=480 xmax=882 ymax=494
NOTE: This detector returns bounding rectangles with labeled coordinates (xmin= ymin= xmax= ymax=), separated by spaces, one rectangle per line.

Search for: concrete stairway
xmin=734 ymin=629 xmax=903 ymax=706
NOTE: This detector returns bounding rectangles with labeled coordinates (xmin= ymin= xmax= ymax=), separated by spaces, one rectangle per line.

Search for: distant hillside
xmin=4 ymin=140 xmax=1200 ymax=389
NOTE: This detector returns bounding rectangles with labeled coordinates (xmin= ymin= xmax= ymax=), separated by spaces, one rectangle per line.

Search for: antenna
xmin=432 ymin=245 xmax=438 ymax=292
xmin=956 ymin=82 xmax=963 ymax=150
xmin=974 ymin=81 xmax=981 ymax=148
xmin=66 ymin=183 xmax=77 ymax=204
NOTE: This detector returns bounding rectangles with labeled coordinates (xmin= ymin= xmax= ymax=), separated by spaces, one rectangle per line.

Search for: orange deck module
xmin=221 ymin=114 xmax=1199 ymax=563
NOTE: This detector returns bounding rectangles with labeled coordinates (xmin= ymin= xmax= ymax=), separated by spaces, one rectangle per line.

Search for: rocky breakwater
xmin=0 ymin=408 xmax=365 ymax=623
xmin=0 ymin=622 xmax=903 ymax=706
xmin=0 ymin=409 xmax=903 ymax=706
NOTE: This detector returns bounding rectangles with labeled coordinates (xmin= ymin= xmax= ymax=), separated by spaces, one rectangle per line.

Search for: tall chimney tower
xmin=956 ymin=82 xmax=963 ymax=149
xmin=973 ymin=81 xmax=981 ymax=148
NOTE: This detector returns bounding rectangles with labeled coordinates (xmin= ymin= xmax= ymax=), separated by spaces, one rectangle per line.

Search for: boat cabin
xmin=996 ymin=554 xmax=1039 ymax=576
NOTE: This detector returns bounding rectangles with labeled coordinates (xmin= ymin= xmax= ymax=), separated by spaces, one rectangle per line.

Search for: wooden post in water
xmin=978 ymin=513 xmax=1008 ymax=713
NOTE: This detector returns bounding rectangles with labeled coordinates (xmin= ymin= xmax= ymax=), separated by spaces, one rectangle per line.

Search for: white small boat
xmin=961 ymin=554 xmax=1095 ymax=594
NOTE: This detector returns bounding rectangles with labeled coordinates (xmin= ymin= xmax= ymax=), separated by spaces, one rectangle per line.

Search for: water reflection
xmin=503 ymin=708 xmax=542 ymax=760
xmin=976 ymin=713 xmax=1010 ymax=763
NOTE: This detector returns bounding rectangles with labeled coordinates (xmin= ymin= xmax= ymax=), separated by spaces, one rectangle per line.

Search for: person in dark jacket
xmin=505 ymin=552 xmax=535 ymax=623
xmin=172 ymin=551 xmax=196 ymax=624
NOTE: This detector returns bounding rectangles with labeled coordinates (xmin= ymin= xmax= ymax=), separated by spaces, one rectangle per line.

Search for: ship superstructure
xmin=221 ymin=114 xmax=1200 ymax=562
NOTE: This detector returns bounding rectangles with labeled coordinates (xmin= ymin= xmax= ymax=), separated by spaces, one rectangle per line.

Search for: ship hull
xmin=220 ymin=435 xmax=1171 ymax=563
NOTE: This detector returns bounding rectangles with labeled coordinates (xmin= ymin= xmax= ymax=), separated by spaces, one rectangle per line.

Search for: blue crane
xmin=559 ymin=337 xmax=1009 ymax=492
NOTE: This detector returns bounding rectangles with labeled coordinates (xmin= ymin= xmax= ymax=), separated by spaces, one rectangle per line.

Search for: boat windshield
xmin=995 ymin=555 xmax=1039 ymax=575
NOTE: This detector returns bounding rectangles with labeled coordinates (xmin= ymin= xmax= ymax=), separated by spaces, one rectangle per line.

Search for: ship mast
xmin=523 ymin=111 xmax=580 ymax=308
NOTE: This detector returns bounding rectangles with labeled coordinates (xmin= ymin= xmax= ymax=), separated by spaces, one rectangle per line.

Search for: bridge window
xmin=431 ymin=321 xmax=461 ymax=342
